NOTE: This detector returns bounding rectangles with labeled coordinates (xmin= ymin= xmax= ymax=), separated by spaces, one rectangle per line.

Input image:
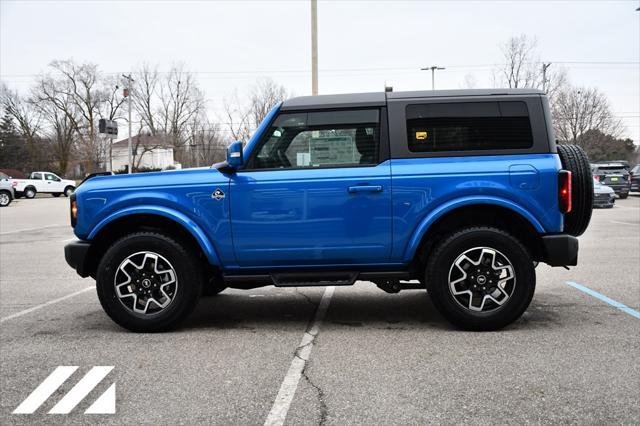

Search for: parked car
xmin=12 ymin=171 xmax=76 ymax=199
xmin=592 ymin=177 xmax=615 ymax=208
xmin=0 ymin=173 xmax=15 ymax=207
xmin=65 ymin=88 xmax=593 ymax=332
xmin=629 ymin=165 xmax=640 ymax=193
xmin=591 ymin=163 xmax=630 ymax=199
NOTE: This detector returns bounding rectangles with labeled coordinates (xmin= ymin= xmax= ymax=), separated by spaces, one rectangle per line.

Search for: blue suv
xmin=65 ymin=89 xmax=593 ymax=332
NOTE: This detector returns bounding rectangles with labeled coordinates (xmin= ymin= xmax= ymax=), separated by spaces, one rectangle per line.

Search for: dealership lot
xmin=1 ymin=196 xmax=638 ymax=424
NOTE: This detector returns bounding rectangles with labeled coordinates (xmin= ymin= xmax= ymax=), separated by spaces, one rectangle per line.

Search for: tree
xmin=575 ymin=129 xmax=635 ymax=163
xmin=494 ymin=34 xmax=567 ymax=101
xmin=158 ymin=64 xmax=205 ymax=164
xmin=552 ymin=86 xmax=622 ymax=145
xmin=33 ymin=60 xmax=106 ymax=172
xmin=224 ymin=78 xmax=290 ymax=142
xmin=0 ymin=109 xmax=28 ymax=170
xmin=0 ymin=84 xmax=42 ymax=170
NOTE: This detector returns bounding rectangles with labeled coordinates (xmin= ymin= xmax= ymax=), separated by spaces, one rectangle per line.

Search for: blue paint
xmin=566 ymin=281 xmax=640 ymax=319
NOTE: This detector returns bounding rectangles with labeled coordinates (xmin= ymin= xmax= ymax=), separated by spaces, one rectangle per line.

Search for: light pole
xmin=311 ymin=0 xmax=318 ymax=95
xmin=421 ymin=66 xmax=445 ymax=90
xmin=122 ymin=74 xmax=134 ymax=173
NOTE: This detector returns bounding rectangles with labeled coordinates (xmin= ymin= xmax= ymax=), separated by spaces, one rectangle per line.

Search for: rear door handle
xmin=348 ymin=185 xmax=383 ymax=193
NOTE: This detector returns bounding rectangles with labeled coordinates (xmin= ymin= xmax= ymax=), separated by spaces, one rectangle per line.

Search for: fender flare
xmin=88 ymin=205 xmax=221 ymax=266
xmin=402 ymin=195 xmax=546 ymax=262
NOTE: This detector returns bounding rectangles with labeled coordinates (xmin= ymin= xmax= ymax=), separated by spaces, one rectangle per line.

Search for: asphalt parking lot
xmin=1 ymin=195 xmax=638 ymax=425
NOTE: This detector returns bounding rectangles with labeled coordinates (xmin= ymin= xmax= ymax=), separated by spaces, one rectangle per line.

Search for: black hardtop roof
xmin=281 ymin=88 xmax=545 ymax=111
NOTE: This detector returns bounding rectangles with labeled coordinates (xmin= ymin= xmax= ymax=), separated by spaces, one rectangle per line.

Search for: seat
xmin=355 ymin=127 xmax=377 ymax=165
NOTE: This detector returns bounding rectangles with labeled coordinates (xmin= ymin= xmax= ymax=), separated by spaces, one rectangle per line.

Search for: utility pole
xmin=122 ymin=74 xmax=134 ymax=173
xmin=541 ymin=62 xmax=551 ymax=93
xmin=421 ymin=66 xmax=445 ymax=90
xmin=311 ymin=0 xmax=318 ymax=95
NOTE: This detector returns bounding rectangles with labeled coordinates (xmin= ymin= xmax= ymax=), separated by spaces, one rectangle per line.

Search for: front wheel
xmin=619 ymin=193 xmax=629 ymax=199
xmin=96 ymin=232 xmax=203 ymax=332
xmin=425 ymin=227 xmax=535 ymax=331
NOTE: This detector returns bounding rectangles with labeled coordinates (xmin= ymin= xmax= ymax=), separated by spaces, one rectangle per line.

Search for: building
xmin=109 ymin=134 xmax=179 ymax=172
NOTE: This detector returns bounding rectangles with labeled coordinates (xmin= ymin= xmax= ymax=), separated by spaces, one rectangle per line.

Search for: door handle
xmin=348 ymin=185 xmax=383 ymax=193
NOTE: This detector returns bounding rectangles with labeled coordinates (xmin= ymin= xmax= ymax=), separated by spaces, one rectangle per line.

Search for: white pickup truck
xmin=13 ymin=171 xmax=76 ymax=199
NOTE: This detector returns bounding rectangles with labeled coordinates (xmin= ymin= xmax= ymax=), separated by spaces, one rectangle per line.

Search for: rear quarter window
xmin=406 ymin=101 xmax=533 ymax=153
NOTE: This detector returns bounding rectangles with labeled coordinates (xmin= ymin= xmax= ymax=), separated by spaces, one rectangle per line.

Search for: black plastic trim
xmin=64 ymin=241 xmax=91 ymax=278
xmin=541 ymin=234 xmax=579 ymax=266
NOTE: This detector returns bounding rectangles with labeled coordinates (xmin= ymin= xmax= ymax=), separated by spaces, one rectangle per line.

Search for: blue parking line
xmin=566 ymin=281 xmax=640 ymax=320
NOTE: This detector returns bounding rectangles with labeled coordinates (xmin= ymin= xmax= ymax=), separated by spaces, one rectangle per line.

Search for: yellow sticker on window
xmin=415 ymin=131 xmax=428 ymax=140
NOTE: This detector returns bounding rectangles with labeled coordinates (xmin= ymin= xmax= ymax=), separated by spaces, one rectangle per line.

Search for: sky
xmin=1 ymin=0 xmax=639 ymax=142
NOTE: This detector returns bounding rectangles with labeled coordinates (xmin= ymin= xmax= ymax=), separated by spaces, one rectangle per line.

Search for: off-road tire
xmin=426 ymin=227 xmax=536 ymax=331
xmin=96 ymin=232 xmax=203 ymax=332
xmin=556 ymin=144 xmax=593 ymax=236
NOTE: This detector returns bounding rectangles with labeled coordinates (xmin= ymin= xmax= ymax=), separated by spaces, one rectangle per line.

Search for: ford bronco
xmin=64 ymin=89 xmax=593 ymax=332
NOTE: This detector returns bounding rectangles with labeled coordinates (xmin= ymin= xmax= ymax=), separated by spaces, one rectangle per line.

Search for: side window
xmin=45 ymin=173 xmax=60 ymax=181
xmin=31 ymin=172 xmax=42 ymax=180
xmin=250 ymin=109 xmax=380 ymax=169
xmin=406 ymin=101 xmax=533 ymax=152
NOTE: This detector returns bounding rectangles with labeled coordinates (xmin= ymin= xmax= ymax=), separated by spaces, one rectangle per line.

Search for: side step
xmin=223 ymin=270 xmax=416 ymax=290
xmin=272 ymin=271 xmax=358 ymax=287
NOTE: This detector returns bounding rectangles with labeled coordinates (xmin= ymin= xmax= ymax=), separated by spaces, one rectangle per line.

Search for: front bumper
xmin=64 ymin=241 xmax=92 ymax=277
xmin=541 ymin=234 xmax=578 ymax=267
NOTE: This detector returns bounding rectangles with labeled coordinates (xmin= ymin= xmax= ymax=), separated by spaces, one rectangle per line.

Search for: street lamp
xmin=420 ymin=66 xmax=445 ymax=90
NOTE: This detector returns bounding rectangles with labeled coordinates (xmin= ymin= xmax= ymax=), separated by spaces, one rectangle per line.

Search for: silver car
xmin=0 ymin=172 xmax=15 ymax=207
xmin=593 ymin=177 xmax=615 ymax=208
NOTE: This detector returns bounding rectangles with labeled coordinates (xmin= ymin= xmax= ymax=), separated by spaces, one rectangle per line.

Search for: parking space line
xmin=0 ymin=224 xmax=65 ymax=236
xmin=264 ymin=286 xmax=335 ymax=426
xmin=0 ymin=287 xmax=94 ymax=323
xmin=566 ymin=281 xmax=640 ymax=319
xmin=609 ymin=220 xmax=638 ymax=226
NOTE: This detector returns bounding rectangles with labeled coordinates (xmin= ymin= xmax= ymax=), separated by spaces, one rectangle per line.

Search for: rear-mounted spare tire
xmin=557 ymin=144 xmax=593 ymax=236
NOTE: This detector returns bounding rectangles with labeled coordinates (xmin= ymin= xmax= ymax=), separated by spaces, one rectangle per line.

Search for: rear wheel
xmin=64 ymin=186 xmax=75 ymax=197
xmin=24 ymin=187 xmax=36 ymax=199
xmin=556 ymin=144 xmax=593 ymax=236
xmin=426 ymin=227 xmax=536 ymax=331
xmin=96 ymin=232 xmax=203 ymax=332
xmin=0 ymin=191 xmax=11 ymax=207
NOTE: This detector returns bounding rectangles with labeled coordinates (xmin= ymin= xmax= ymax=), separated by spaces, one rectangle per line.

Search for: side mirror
xmin=226 ymin=141 xmax=244 ymax=169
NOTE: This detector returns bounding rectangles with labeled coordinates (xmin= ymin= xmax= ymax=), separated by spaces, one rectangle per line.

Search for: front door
xmin=230 ymin=108 xmax=392 ymax=267
xmin=44 ymin=173 xmax=64 ymax=192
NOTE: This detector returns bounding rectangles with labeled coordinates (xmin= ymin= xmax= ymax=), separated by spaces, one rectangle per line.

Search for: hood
xmin=76 ymin=167 xmax=227 ymax=194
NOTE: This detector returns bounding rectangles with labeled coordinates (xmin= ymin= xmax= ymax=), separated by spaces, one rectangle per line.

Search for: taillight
xmin=558 ymin=170 xmax=572 ymax=213
xmin=593 ymin=175 xmax=599 ymax=182
xmin=11 ymin=181 xmax=17 ymax=187
xmin=70 ymin=193 xmax=78 ymax=228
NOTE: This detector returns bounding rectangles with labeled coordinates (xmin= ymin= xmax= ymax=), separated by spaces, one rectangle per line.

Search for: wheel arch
xmin=405 ymin=197 xmax=546 ymax=268
xmin=84 ymin=209 xmax=221 ymax=278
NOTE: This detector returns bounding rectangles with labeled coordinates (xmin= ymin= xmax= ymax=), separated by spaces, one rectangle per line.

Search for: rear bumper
xmin=64 ymin=241 xmax=92 ymax=277
xmin=541 ymin=234 xmax=578 ymax=267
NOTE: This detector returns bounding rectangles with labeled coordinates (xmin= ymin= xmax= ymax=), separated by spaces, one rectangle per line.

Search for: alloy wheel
xmin=114 ymin=251 xmax=178 ymax=315
xmin=448 ymin=247 xmax=516 ymax=312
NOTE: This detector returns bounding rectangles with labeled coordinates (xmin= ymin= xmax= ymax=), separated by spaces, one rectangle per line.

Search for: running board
xmin=272 ymin=271 xmax=358 ymax=287
xmin=223 ymin=270 xmax=414 ymax=289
